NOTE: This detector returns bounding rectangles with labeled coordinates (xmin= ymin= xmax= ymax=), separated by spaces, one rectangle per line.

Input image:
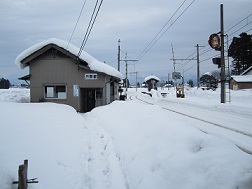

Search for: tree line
xmin=228 ymin=32 xmax=252 ymax=75
xmin=0 ymin=78 xmax=10 ymax=89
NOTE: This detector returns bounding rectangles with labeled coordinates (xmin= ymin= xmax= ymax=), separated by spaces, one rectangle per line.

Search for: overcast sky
xmin=0 ymin=0 xmax=251 ymax=85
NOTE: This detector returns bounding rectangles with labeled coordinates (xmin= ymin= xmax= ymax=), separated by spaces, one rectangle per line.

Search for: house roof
xmin=144 ymin=75 xmax=160 ymax=82
xmin=15 ymin=38 xmax=123 ymax=80
xmin=241 ymin=66 xmax=252 ymax=76
xmin=231 ymin=75 xmax=252 ymax=82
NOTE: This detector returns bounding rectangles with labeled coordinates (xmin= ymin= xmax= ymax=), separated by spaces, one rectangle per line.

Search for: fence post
xmin=18 ymin=160 xmax=28 ymax=189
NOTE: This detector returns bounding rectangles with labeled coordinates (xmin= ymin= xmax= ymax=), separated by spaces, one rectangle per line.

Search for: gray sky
xmin=0 ymin=0 xmax=251 ymax=85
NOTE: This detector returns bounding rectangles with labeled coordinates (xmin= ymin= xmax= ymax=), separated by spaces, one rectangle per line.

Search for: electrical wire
xmin=136 ymin=0 xmax=196 ymax=61
xmin=78 ymin=0 xmax=104 ymax=57
xmin=67 ymin=0 xmax=88 ymax=49
xmin=137 ymin=0 xmax=187 ymax=60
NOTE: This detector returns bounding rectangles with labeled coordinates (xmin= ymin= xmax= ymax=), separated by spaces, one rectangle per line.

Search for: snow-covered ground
xmin=0 ymin=87 xmax=252 ymax=189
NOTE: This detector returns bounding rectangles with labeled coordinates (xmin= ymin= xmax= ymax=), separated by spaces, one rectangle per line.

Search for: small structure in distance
xmin=144 ymin=75 xmax=160 ymax=91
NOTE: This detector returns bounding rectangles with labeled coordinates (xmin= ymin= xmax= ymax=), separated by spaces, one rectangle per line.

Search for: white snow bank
xmin=0 ymin=102 xmax=88 ymax=189
xmin=0 ymin=88 xmax=30 ymax=103
xmin=15 ymin=38 xmax=123 ymax=79
xmin=86 ymin=100 xmax=252 ymax=189
xmin=1 ymin=88 xmax=252 ymax=189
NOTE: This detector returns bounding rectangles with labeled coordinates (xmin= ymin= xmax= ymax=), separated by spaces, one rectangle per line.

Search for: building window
xmin=96 ymin=88 xmax=103 ymax=99
xmin=45 ymin=85 xmax=66 ymax=99
xmin=85 ymin=73 xmax=98 ymax=80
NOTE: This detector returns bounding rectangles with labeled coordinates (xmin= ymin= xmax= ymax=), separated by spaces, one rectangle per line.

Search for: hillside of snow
xmin=0 ymin=87 xmax=252 ymax=189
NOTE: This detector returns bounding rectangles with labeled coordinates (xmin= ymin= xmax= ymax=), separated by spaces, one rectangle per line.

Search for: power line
xmin=136 ymin=0 xmax=196 ymax=61
xmin=137 ymin=0 xmax=187 ymax=60
xmin=225 ymin=13 xmax=252 ymax=34
xmin=78 ymin=0 xmax=104 ymax=57
xmin=78 ymin=0 xmax=99 ymax=57
xmin=67 ymin=0 xmax=88 ymax=49
xmin=228 ymin=20 xmax=252 ymax=37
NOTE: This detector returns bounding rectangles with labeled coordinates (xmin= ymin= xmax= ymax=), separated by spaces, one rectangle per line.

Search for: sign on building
xmin=73 ymin=85 xmax=79 ymax=97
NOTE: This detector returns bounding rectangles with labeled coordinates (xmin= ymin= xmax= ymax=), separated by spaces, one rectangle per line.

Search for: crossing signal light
xmin=212 ymin=57 xmax=221 ymax=68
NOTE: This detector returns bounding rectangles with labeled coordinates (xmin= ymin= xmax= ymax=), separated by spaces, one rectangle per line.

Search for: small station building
xmin=16 ymin=38 xmax=123 ymax=112
xmin=144 ymin=75 xmax=160 ymax=91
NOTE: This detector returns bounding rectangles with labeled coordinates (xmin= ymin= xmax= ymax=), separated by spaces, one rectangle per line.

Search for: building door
xmin=80 ymin=88 xmax=96 ymax=113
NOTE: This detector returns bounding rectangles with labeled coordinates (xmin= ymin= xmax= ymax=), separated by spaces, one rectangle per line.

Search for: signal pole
xmin=220 ymin=4 xmax=226 ymax=103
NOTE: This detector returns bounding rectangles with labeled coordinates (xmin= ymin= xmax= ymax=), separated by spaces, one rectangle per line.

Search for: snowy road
xmin=130 ymin=90 xmax=252 ymax=155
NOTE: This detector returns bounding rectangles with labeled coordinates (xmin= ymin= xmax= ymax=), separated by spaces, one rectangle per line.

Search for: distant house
xmin=230 ymin=66 xmax=252 ymax=90
xmin=144 ymin=75 xmax=160 ymax=91
xmin=16 ymin=38 xmax=123 ymax=112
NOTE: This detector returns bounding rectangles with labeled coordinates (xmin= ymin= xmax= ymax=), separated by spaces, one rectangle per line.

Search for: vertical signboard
xmin=73 ymin=85 xmax=79 ymax=97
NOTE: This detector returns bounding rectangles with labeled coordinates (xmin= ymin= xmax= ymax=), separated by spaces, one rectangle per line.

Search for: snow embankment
xmin=85 ymin=100 xmax=252 ymax=189
xmin=0 ymin=88 xmax=30 ymax=103
xmin=0 ymin=102 xmax=88 ymax=189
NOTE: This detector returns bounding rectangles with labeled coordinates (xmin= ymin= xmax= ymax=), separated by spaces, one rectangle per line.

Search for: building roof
xmin=241 ymin=66 xmax=252 ymax=76
xmin=231 ymin=75 xmax=252 ymax=82
xmin=15 ymin=38 xmax=123 ymax=80
xmin=144 ymin=75 xmax=160 ymax=82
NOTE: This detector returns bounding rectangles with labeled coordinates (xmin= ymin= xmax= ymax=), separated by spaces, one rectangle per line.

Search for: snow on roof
xmin=231 ymin=75 xmax=252 ymax=82
xmin=144 ymin=75 xmax=160 ymax=82
xmin=241 ymin=66 xmax=252 ymax=75
xmin=203 ymin=72 xmax=212 ymax=76
xmin=15 ymin=38 xmax=123 ymax=80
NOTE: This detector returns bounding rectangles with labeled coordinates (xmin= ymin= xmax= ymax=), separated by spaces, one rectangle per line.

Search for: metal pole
xmin=196 ymin=44 xmax=200 ymax=89
xmin=220 ymin=4 xmax=226 ymax=103
xmin=118 ymin=39 xmax=121 ymax=72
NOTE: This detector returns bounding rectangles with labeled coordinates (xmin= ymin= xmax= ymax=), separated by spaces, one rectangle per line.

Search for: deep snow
xmin=0 ymin=87 xmax=252 ymax=189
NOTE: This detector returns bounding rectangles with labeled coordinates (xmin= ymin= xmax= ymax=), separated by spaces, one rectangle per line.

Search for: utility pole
xmin=220 ymin=4 xmax=226 ymax=103
xmin=119 ymin=50 xmax=138 ymax=92
xmin=130 ymin=71 xmax=138 ymax=91
xmin=170 ymin=45 xmax=203 ymax=89
xmin=117 ymin=39 xmax=121 ymax=72
xmin=195 ymin=44 xmax=204 ymax=89
xmin=117 ymin=40 xmax=138 ymax=92
xmin=171 ymin=44 xmax=177 ymax=89
xmin=125 ymin=51 xmax=128 ymax=91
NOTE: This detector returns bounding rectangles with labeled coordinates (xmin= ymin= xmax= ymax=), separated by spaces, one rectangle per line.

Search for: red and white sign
xmin=208 ymin=34 xmax=220 ymax=50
